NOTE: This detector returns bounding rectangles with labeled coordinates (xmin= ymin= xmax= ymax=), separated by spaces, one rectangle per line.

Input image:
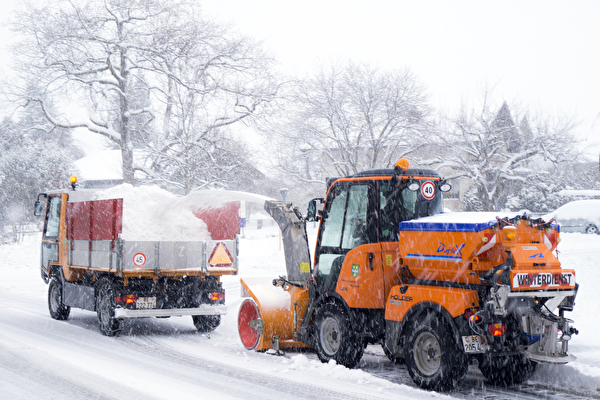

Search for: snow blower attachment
xmin=237 ymin=158 xmax=578 ymax=391
xmin=238 ymin=201 xmax=311 ymax=352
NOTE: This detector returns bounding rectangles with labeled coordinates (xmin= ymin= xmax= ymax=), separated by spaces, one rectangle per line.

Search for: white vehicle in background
xmin=544 ymin=200 xmax=600 ymax=235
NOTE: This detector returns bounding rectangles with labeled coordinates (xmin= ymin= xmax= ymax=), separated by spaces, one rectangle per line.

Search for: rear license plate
xmin=462 ymin=335 xmax=488 ymax=353
xmin=136 ymin=297 xmax=156 ymax=309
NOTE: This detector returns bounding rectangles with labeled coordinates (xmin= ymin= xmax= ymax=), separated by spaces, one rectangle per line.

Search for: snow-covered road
xmin=1 ymin=227 xmax=599 ymax=399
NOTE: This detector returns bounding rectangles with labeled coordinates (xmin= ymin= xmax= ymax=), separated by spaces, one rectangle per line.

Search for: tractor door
xmin=313 ymin=181 xmax=376 ymax=294
xmin=41 ymin=194 xmax=63 ymax=277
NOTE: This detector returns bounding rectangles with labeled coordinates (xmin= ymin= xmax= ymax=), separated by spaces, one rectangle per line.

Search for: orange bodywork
xmin=385 ymin=284 xmax=479 ymax=322
xmin=239 ymin=277 xmax=309 ymax=351
xmin=397 ymin=215 xmax=565 ymax=284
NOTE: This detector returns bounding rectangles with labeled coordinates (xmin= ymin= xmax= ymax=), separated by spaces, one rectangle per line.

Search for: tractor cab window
xmin=315 ymin=183 xmax=373 ymax=291
xmin=379 ymin=180 xmax=443 ymax=241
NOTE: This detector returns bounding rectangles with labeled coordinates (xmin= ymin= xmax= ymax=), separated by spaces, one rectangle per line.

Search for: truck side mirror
xmin=306 ymin=198 xmax=324 ymax=222
xmin=34 ymin=200 xmax=44 ymax=216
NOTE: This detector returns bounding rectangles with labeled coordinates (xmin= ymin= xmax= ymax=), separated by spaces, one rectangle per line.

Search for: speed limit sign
xmin=133 ymin=253 xmax=147 ymax=267
xmin=420 ymin=181 xmax=435 ymax=200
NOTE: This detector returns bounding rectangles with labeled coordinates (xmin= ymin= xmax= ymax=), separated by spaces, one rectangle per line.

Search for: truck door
xmin=313 ymin=182 xmax=376 ymax=293
xmin=41 ymin=194 xmax=62 ymax=275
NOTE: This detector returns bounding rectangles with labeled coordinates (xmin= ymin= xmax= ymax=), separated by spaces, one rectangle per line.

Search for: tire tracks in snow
xmin=119 ymin=335 xmax=389 ymax=400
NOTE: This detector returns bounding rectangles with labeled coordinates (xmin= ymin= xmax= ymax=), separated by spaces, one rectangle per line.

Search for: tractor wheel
xmin=96 ymin=278 xmax=122 ymax=336
xmin=238 ymin=299 xmax=261 ymax=350
xmin=193 ymin=315 xmax=221 ymax=333
xmin=48 ymin=278 xmax=70 ymax=320
xmin=314 ymin=301 xmax=364 ymax=368
xmin=404 ymin=311 xmax=466 ymax=391
xmin=585 ymin=224 xmax=599 ymax=235
xmin=478 ymin=354 xmax=537 ymax=386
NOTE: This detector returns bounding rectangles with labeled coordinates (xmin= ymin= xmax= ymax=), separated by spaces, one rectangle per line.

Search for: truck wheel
xmin=96 ymin=278 xmax=122 ymax=336
xmin=585 ymin=224 xmax=599 ymax=235
xmin=479 ymin=354 xmax=537 ymax=386
xmin=404 ymin=311 xmax=465 ymax=391
xmin=48 ymin=278 xmax=70 ymax=320
xmin=192 ymin=315 xmax=221 ymax=333
xmin=314 ymin=302 xmax=364 ymax=368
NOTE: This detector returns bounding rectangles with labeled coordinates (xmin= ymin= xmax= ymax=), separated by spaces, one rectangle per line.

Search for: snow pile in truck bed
xmin=178 ymin=189 xmax=274 ymax=210
xmin=89 ymin=184 xmax=212 ymax=242
xmin=86 ymin=185 xmax=276 ymax=242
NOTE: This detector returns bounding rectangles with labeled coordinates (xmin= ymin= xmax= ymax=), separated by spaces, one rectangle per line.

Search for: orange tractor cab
xmin=237 ymin=159 xmax=578 ymax=391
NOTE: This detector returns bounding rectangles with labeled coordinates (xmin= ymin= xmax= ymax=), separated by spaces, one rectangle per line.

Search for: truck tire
xmin=96 ymin=278 xmax=122 ymax=336
xmin=585 ymin=224 xmax=599 ymax=235
xmin=478 ymin=354 xmax=537 ymax=386
xmin=192 ymin=315 xmax=221 ymax=333
xmin=404 ymin=311 xmax=466 ymax=391
xmin=314 ymin=302 xmax=364 ymax=368
xmin=48 ymin=278 xmax=70 ymax=320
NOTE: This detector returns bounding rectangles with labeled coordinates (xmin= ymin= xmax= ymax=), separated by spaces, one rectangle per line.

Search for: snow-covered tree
xmin=435 ymin=95 xmax=580 ymax=211
xmin=0 ymin=112 xmax=79 ymax=242
xmin=261 ymin=61 xmax=431 ymax=202
xmin=9 ymin=0 xmax=277 ymax=187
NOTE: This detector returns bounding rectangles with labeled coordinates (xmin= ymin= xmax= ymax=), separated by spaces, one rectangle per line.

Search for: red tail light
xmin=464 ymin=308 xmax=480 ymax=321
xmin=123 ymin=294 xmax=138 ymax=304
xmin=487 ymin=323 xmax=507 ymax=336
xmin=210 ymin=292 xmax=225 ymax=302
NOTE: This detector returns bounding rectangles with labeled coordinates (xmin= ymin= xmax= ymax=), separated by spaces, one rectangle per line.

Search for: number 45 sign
xmin=133 ymin=252 xmax=147 ymax=267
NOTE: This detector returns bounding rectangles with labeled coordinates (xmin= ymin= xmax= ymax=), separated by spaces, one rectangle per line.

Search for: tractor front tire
xmin=314 ymin=302 xmax=364 ymax=368
xmin=48 ymin=278 xmax=70 ymax=320
xmin=404 ymin=311 xmax=466 ymax=391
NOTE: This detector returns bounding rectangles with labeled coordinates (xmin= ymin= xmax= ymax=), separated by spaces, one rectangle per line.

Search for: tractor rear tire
xmin=314 ymin=301 xmax=364 ymax=368
xmin=193 ymin=315 xmax=221 ymax=333
xmin=404 ymin=311 xmax=466 ymax=391
xmin=96 ymin=278 xmax=122 ymax=336
xmin=48 ymin=278 xmax=70 ymax=320
xmin=478 ymin=353 xmax=537 ymax=386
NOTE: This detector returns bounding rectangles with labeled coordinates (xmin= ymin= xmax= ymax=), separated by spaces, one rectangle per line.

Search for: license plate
xmin=136 ymin=297 xmax=156 ymax=309
xmin=462 ymin=335 xmax=488 ymax=353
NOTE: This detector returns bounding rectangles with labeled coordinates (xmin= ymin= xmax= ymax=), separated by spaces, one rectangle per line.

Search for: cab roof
xmin=326 ymin=167 xmax=441 ymax=188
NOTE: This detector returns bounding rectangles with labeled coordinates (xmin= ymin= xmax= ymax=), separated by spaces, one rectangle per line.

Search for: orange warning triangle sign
xmin=209 ymin=242 xmax=234 ymax=267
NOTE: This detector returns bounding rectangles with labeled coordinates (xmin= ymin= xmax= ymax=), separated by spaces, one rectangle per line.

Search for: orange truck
xmin=34 ymin=182 xmax=239 ymax=336
xmin=237 ymin=159 xmax=578 ymax=391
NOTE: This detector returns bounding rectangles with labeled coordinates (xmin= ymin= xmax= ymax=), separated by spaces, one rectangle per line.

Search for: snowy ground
xmin=1 ymin=225 xmax=599 ymax=399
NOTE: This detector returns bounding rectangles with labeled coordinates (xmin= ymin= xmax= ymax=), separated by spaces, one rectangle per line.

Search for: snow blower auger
xmin=236 ymin=158 xmax=578 ymax=391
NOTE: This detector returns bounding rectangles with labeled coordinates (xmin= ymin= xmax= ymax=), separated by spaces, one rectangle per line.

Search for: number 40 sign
xmin=420 ymin=181 xmax=435 ymax=200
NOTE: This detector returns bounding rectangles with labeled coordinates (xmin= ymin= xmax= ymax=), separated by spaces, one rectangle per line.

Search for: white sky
xmin=200 ymin=0 xmax=600 ymax=155
xmin=1 ymin=0 xmax=599 ymax=156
